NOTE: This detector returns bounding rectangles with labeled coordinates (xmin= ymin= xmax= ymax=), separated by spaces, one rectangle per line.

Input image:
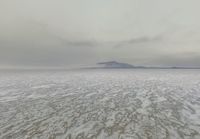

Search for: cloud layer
xmin=0 ymin=0 xmax=200 ymax=68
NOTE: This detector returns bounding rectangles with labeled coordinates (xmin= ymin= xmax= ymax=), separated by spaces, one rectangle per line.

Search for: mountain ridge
xmin=85 ymin=61 xmax=200 ymax=69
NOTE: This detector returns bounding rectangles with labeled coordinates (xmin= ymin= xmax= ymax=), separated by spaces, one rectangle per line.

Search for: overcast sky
xmin=0 ymin=0 xmax=200 ymax=68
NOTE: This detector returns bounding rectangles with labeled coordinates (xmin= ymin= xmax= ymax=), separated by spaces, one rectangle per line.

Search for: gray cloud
xmin=0 ymin=20 xmax=97 ymax=67
xmin=113 ymin=34 xmax=164 ymax=48
xmin=0 ymin=0 xmax=200 ymax=68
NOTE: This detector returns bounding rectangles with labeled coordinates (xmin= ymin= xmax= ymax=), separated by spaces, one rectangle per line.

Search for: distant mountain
xmin=97 ymin=61 xmax=135 ymax=68
xmin=82 ymin=61 xmax=200 ymax=69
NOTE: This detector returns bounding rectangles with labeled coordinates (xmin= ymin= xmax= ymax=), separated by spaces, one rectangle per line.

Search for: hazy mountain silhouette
xmin=97 ymin=61 xmax=135 ymax=68
xmin=84 ymin=61 xmax=200 ymax=69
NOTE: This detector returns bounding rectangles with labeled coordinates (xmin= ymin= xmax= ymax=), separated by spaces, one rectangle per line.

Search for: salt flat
xmin=0 ymin=69 xmax=200 ymax=139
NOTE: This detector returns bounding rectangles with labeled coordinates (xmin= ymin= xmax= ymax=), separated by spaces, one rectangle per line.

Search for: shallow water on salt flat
xmin=0 ymin=69 xmax=200 ymax=139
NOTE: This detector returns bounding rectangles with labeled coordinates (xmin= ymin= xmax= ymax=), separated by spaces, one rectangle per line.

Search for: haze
xmin=0 ymin=0 xmax=200 ymax=68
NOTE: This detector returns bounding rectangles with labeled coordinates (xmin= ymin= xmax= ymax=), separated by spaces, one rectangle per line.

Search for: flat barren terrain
xmin=0 ymin=69 xmax=200 ymax=139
